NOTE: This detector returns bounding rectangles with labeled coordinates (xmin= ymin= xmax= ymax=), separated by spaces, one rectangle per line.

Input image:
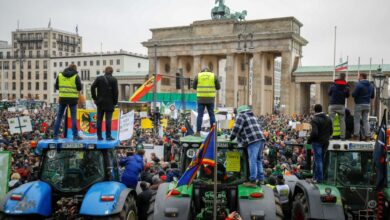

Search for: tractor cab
xmin=1 ymin=139 xmax=138 ymax=220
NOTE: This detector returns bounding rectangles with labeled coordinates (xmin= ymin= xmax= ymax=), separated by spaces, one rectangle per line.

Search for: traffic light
xmin=176 ymin=72 xmax=181 ymax=89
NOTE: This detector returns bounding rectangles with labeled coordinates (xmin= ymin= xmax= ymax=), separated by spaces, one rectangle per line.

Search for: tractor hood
xmin=2 ymin=181 xmax=52 ymax=216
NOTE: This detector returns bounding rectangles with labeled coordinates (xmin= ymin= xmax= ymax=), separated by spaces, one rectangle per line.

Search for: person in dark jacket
xmin=352 ymin=73 xmax=375 ymax=140
xmin=136 ymin=181 xmax=153 ymax=220
xmin=53 ymin=64 xmax=82 ymax=140
xmin=119 ymin=148 xmax=145 ymax=188
xmin=328 ymin=73 xmax=349 ymax=140
xmin=193 ymin=67 xmax=221 ymax=135
xmin=91 ymin=66 xmax=119 ymax=141
xmin=345 ymin=108 xmax=354 ymax=140
xmin=307 ymin=104 xmax=333 ymax=183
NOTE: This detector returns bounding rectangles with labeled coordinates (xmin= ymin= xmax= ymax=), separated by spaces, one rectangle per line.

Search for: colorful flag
xmin=373 ymin=110 xmax=387 ymax=190
xmin=167 ymin=126 xmax=216 ymax=198
xmin=335 ymin=61 xmax=348 ymax=72
xmin=129 ymin=74 xmax=162 ymax=102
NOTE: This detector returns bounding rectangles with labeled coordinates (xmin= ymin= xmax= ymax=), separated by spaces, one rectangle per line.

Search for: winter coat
xmin=352 ymin=80 xmax=375 ymax=104
xmin=91 ymin=74 xmax=119 ymax=112
xmin=308 ymin=113 xmax=333 ymax=146
xmin=119 ymin=154 xmax=144 ymax=188
xmin=328 ymin=79 xmax=350 ymax=105
xmin=54 ymin=68 xmax=82 ymax=105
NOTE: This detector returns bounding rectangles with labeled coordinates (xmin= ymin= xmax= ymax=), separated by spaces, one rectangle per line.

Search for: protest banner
xmin=119 ymin=110 xmax=134 ymax=141
xmin=141 ymin=118 xmax=154 ymax=129
xmin=8 ymin=116 xmax=33 ymax=134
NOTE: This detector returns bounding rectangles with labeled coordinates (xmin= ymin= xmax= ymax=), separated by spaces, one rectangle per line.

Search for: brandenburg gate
xmin=142 ymin=17 xmax=308 ymax=115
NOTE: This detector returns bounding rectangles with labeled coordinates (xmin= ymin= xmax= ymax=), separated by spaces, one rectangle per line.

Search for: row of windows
xmin=0 ymin=61 xmax=48 ymax=70
xmin=53 ymin=59 xmax=121 ymax=68
xmin=0 ymin=50 xmax=78 ymax=59
xmin=11 ymin=82 xmax=48 ymax=90
xmin=10 ymin=71 xmax=47 ymax=80
xmin=14 ymin=32 xmax=79 ymax=44
xmin=1 ymin=94 xmax=48 ymax=100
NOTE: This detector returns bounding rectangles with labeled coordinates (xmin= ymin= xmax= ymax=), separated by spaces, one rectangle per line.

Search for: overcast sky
xmin=1 ymin=0 xmax=389 ymax=66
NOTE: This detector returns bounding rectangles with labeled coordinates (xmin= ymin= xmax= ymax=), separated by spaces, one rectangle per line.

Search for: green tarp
xmin=140 ymin=93 xmax=197 ymax=102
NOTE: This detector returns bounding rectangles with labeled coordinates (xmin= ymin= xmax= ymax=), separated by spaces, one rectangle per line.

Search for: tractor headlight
xmin=182 ymin=143 xmax=189 ymax=147
xmin=325 ymin=187 xmax=332 ymax=195
xmin=191 ymin=144 xmax=199 ymax=148
xmin=87 ymin=144 xmax=95 ymax=149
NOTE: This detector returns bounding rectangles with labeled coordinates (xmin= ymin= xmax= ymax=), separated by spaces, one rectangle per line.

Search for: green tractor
xmin=148 ymin=136 xmax=283 ymax=220
xmin=287 ymin=140 xmax=390 ymax=220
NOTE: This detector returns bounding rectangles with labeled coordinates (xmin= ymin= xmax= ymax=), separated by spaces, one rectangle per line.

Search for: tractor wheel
xmin=273 ymin=190 xmax=284 ymax=220
xmin=94 ymin=195 xmax=137 ymax=220
xmin=292 ymin=193 xmax=310 ymax=220
xmin=146 ymin=191 xmax=157 ymax=220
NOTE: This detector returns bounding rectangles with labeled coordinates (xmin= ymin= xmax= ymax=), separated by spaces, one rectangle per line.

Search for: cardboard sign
xmin=119 ymin=110 xmax=135 ymax=141
xmin=8 ymin=116 xmax=33 ymax=134
xmin=302 ymin=123 xmax=311 ymax=130
xmin=0 ymin=152 xmax=11 ymax=201
xmin=141 ymin=118 xmax=154 ymax=129
xmin=226 ymin=151 xmax=241 ymax=172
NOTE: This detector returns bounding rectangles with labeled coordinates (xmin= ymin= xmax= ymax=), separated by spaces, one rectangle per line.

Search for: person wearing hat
xmin=230 ymin=105 xmax=266 ymax=187
xmin=119 ymin=145 xmax=145 ymax=188
xmin=193 ymin=67 xmax=221 ymax=136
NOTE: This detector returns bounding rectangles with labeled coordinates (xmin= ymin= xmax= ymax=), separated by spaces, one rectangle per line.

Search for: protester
xmin=91 ymin=66 xmax=119 ymax=141
xmin=8 ymin=172 xmax=22 ymax=190
xmin=275 ymin=175 xmax=291 ymax=220
xmin=352 ymin=72 xmax=375 ymax=141
xmin=307 ymin=104 xmax=333 ymax=183
xmin=193 ymin=67 xmax=221 ymax=136
xmin=345 ymin=108 xmax=354 ymax=140
xmin=230 ymin=105 xmax=266 ymax=187
xmin=328 ymin=73 xmax=349 ymax=140
xmin=119 ymin=146 xmax=145 ymax=188
xmin=136 ymin=181 xmax=154 ymax=220
xmin=53 ymin=64 xmax=83 ymax=140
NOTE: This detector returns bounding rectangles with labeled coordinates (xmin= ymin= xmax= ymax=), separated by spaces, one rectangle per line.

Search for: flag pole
xmin=358 ymin=57 xmax=360 ymax=77
xmin=346 ymin=56 xmax=349 ymax=82
xmin=333 ymin=26 xmax=337 ymax=81
xmin=369 ymin=57 xmax=372 ymax=81
xmin=213 ymin=123 xmax=218 ymax=220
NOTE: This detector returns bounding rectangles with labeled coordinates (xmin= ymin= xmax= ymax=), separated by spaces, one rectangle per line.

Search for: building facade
xmin=0 ymin=28 xmax=82 ymax=102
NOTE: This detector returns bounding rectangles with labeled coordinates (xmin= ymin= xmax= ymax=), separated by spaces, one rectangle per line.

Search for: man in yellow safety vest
xmin=192 ymin=67 xmax=220 ymax=136
xmin=53 ymin=64 xmax=82 ymax=140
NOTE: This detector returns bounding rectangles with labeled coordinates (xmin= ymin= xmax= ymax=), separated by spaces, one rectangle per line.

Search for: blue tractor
xmin=0 ymin=139 xmax=138 ymax=220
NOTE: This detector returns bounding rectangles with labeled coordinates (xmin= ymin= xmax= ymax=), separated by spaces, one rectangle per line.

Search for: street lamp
xmin=236 ymin=32 xmax=254 ymax=105
xmin=15 ymin=49 xmax=25 ymax=102
xmin=373 ymin=66 xmax=385 ymax=92
xmin=372 ymin=66 xmax=390 ymax=119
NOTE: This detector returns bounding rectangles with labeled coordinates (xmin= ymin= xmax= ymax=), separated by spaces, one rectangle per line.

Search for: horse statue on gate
xmin=211 ymin=0 xmax=231 ymax=19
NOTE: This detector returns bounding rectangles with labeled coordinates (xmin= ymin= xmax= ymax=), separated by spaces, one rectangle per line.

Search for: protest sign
xmin=8 ymin=116 xmax=33 ymax=134
xmin=119 ymin=111 xmax=134 ymax=141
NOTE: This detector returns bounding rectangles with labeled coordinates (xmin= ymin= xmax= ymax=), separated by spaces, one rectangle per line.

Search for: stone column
xmin=315 ymin=82 xmax=322 ymax=105
xmin=252 ymin=52 xmax=264 ymax=116
xmin=321 ymin=83 xmax=330 ymax=111
xmin=225 ymin=54 xmax=236 ymax=107
xmin=295 ymin=83 xmax=311 ymax=114
xmin=170 ymin=56 xmax=178 ymax=75
xmin=280 ymin=51 xmax=295 ymax=115
xmin=193 ymin=55 xmax=201 ymax=77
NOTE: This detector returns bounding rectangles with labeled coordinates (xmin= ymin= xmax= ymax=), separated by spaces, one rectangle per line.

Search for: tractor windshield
xmin=188 ymin=148 xmax=247 ymax=185
xmin=324 ymin=151 xmax=376 ymax=187
xmin=41 ymin=149 xmax=105 ymax=192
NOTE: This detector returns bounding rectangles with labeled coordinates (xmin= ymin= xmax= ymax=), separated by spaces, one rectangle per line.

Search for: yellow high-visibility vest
xmin=197 ymin=72 xmax=216 ymax=98
xmin=58 ymin=73 xmax=78 ymax=98
xmin=332 ymin=113 xmax=341 ymax=137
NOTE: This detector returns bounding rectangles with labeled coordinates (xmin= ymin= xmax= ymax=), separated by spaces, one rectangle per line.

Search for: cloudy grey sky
xmin=1 ymin=0 xmax=389 ymax=66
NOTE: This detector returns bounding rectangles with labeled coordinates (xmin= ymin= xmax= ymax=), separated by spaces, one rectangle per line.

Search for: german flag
xmin=129 ymin=74 xmax=162 ymax=102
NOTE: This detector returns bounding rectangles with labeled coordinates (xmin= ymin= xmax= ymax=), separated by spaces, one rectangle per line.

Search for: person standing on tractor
xmin=119 ymin=145 xmax=145 ymax=188
xmin=91 ymin=66 xmax=119 ymax=141
xmin=352 ymin=73 xmax=375 ymax=141
xmin=307 ymin=104 xmax=333 ymax=183
xmin=192 ymin=67 xmax=221 ymax=136
xmin=53 ymin=64 xmax=83 ymax=140
xmin=230 ymin=105 xmax=266 ymax=187
xmin=328 ymin=73 xmax=349 ymax=140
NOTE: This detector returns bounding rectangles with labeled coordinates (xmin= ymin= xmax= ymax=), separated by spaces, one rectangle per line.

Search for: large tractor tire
xmin=292 ymin=193 xmax=310 ymax=220
xmin=94 ymin=196 xmax=137 ymax=220
xmin=273 ymin=190 xmax=284 ymax=220
xmin=146 ymin=191 xmax=157 ymax=220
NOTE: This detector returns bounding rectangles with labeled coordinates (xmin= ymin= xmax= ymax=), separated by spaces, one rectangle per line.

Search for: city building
xmin=0 ymin=27 xmax=82 ymax=102
xmin=51 ymin=50 xmax=148 ymax=103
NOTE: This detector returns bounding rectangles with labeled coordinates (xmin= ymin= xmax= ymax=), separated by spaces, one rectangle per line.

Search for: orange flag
xmin=129 ymin=74 xmax=162 ymax=102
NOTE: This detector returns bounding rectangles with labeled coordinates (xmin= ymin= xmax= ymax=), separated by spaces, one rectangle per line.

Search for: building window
xmin=116 ymin=59 xmax=120 ymax=65
xmin=238 ymin=76 xmax=246 ymax=86
xmin=52 ymin=51 xmax=56 ymax=56
xmin=90 ymin=60 xmax=93 ymax=66
xmin=28 ymin=72 xmax=31 ymax=80
xmin=110 ymin=60 xmax=113 ymax=65
xmin=44 ymin=50 xmax=48 ymax=57
xmin=28 ymin=82 xmax=31 ymax=90
xmin=53 ymin=33 xmax=56 ymax=39
xmin=52 ymin=42 xmax=56 ymax=48
xmin=116 ymin=69 xmax=120 ymax=72
xmin=54 ymin=62 xmax=57 ymax=67
xmin=97 ymin=70 xmax=100 ymax=75
xmin=0 ymin=52 xmax=2 ymax=58
xmin=3 ymin=61 xmax=9 ymax=69
xmin=65 ymin=62 xmax=68 ymax=67
xmin=84 ymin=61 xmax=87 ymax=66
xmin=21 ymin=94 xmax=24 ymax=98
xmin=161 ymin=78 xmax=170 ymax=86
xmin=44 ymin=33 xmax=48 ymax=38
xmin=14 ymin=43 xmax=17 ymax=48
xmin=12 ymin=72 xmax=16 ymax=80
xmin=103 ymin=60 xmax=106 ymax=65
xmin=44 ymin=94 xmax=47 ymax=99
xmin=264 ymin=76 xmax=272 ymax=85
xmin=36 ymin=71 xmax=39 ymax=80
xmin=54 ymin=72 xmax=57 ymax=79
xmin=138 ymin=63 xmax=141 ymax=68
xmin=36 ymin=82 xmax=39 ymax=90
xmin=35 ymin=60 xmax=39 ymax=69
xmin=87 ymin=71 xmax=90 ymax=80
xmin=12 ymin=61 xmax=16 ymax=69
xmin=44 ymin=41 xmax=48 ymax=48
xmin=28 ymin=61 xmax=31 ymax=69
xmin=43 ymin=61 xmax=48 ymax=69
xmin=59 ymin=52 xmax=62 ymax=56
xmin=12 ymin=82 xmax=16 ymax=90
xmin=37 ymin=51 xmax=41 ymax=58
xmin=96 ymin=60 xmax=100 ymax=66
xmin=77 ymin=61 xmax=81 ymax=66
xmin=20 ymin=82 xmax=24 ymax=90
xmin=44 ymin=71 xmax=47 ymax=80
xmin=20 ymin=71 xmax=23 ymax=80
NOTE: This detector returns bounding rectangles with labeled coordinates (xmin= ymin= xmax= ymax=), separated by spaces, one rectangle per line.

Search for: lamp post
xmin=15 ymin=49 xmax=24 ymax=102
xmin=236 ymin=32 xmax=254 ymax=105
xmin=372 ymin=66 xmax=390 ymax=120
